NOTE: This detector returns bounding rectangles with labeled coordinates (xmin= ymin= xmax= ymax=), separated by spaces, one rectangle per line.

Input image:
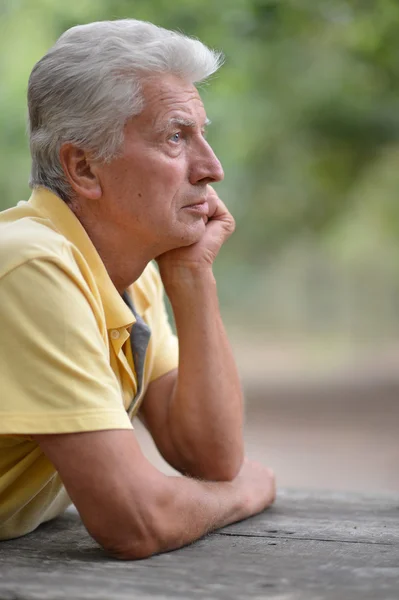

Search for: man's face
xmin=95 ymin=73 xmax=224 ymax=255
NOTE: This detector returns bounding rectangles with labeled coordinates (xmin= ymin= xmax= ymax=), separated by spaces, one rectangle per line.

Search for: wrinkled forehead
xmin=139 ymin=73 xmax=207 ymax=128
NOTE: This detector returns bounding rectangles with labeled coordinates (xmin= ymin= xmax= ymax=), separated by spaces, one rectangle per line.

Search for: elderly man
xmin=0 ymin=19 xmax=275 ymax=558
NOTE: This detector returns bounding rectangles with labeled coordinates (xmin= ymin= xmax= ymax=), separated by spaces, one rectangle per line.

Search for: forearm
xmin=105 ymin=464 xmax=274 ymax=560
xmin=163 ymin=267 xmax=244 ymax=480
xmin=36 ymin=429 xmax=275 ymax=563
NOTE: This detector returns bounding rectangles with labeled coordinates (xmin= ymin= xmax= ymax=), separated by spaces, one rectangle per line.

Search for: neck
xmin=68 ymin=201 xmax=154 ymax=294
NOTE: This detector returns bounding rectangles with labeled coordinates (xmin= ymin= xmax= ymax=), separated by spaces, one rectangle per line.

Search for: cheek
xmin=110 ymin=150 xmax=188 ymax=206
xmin=143 ymin=166 xmax=187 ymax=206
xmin=100 ymin=163 xmax=135 ymax=201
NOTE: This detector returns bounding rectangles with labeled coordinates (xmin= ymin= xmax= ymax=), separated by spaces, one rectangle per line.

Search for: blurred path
xmin=136 ymin=339 xmax=399 ymax=493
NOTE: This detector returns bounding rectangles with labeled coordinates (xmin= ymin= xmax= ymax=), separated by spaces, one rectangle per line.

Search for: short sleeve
xmin=0 ymin=256 xmax=133 ymax=434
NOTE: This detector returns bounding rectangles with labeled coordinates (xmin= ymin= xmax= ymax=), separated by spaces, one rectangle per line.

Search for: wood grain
xmin=0 ymin=490 xmax=398 ymax=600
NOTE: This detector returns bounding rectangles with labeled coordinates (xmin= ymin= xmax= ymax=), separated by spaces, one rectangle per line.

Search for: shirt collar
xmin=28 ymin=187 xmax=143 ymax=331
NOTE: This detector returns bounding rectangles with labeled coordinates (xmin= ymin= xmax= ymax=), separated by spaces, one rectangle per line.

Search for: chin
xmin=158 ymin=218 xmax=205 ymax=252
xmin=182 ymin=219 xmax=206 ymax=245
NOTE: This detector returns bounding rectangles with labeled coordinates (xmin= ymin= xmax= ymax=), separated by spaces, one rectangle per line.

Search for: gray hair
xmin=28 ymin=19 xmax=223 ymax=201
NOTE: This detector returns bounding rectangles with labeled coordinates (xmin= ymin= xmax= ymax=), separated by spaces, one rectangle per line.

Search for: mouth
xmin=182 ymin=200 xmax=209 ymax=215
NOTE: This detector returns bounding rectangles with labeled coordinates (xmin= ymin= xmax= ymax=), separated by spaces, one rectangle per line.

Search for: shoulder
xmin=130 ymin=262 xmax=165 ymax=314
xmin=0 ymin=206 xmax=77 ymax=280
xmin=137 ymin=261 xmax=163 ymax=294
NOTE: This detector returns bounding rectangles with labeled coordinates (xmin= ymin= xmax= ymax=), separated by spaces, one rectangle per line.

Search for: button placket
xmin=109 ymin=327 xmax=137 ymax=405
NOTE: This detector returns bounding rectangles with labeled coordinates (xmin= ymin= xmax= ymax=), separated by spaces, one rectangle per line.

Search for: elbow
xmin=206 ymin=458 xmax=243 ymax=482
xmin=87 ymin=508 xmax=167 ymax=561
xmin=105 ymin=539 xmax=159 ymax=561
xmin=187 ymin=451 xmax=244 ymax=482
xmin=91 ymin=526 xmax=162 ymax=561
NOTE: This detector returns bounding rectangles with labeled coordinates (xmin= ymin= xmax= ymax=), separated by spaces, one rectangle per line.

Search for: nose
xmin=189 ymin=138 xmax=224 ymax=185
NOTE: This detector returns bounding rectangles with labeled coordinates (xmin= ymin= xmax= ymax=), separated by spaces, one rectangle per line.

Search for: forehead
xmin=138 ymin=73 xmax=207 ymax=129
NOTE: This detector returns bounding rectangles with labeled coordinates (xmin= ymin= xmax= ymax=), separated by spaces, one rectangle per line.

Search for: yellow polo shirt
xmin=0 ymin=187 xmax=179 ymax=540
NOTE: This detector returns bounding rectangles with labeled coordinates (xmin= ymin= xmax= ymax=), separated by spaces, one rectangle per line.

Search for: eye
xmin=169 ymin=132 xmax=181 ymax=143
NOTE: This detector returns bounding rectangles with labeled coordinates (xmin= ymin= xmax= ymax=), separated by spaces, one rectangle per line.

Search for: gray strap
xmin=122 ymin=291 xmax=151 ymax=414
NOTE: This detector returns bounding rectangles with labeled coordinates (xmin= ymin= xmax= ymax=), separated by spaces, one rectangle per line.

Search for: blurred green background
xmin=2 ymin=0 xmax=399 ymax=347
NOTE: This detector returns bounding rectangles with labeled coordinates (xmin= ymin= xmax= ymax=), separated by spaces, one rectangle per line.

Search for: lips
xmin=184 ymin=199 xmax=207 ymax=208
xmin=182 ymin=200 xmax=209 ymax=215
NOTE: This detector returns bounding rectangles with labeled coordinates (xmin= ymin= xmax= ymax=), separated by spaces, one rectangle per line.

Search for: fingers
xmin=205 ymin=186 xmax=220 ymax=219
xmin=205 ymin=187 xmax=233 ymax=226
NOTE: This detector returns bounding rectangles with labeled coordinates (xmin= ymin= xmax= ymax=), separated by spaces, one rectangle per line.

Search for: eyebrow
xmin=158 ymin=117 xmax=211 ymax=133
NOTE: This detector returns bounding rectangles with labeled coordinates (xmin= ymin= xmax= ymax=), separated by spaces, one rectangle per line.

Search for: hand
xmin=233 ymin=458 xmax=276 ymax=517
xmin=157 ymin=186 xmax=235 ymax=276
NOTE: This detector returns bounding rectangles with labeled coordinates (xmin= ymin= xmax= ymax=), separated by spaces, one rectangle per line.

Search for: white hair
xmin=28 ymin=19 xmax=223 ymax=201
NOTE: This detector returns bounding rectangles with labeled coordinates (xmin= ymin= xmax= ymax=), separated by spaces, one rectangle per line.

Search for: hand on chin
xmin=156 ymin=186 xmax=234 ymax=278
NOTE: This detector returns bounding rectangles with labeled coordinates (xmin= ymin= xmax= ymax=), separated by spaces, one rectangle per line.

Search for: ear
xmin=59 ymin=143 xmax=102 ymax=200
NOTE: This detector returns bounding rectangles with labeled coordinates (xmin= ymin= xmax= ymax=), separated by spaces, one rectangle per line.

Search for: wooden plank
xmin=0 ymin=536 xmax=398 ymax=600
xmin=0 ymin=490 xmax=398 ymax=600
xmin=221 ymin=489 xmax=399 ymax=544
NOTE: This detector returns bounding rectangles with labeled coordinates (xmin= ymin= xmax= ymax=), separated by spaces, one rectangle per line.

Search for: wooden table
xmin=0 ymin=489 xmax=398 ymax=599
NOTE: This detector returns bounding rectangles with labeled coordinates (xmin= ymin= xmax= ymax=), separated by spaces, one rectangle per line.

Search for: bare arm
xmin=141 ymin=188 xmax=244 ymax=480
xmin=34 ymin=430 xmax=275 ymax=560
xmin=141 ymin=268 xmax=243 ymax=480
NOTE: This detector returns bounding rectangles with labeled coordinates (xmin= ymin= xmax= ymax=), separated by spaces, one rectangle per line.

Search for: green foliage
xmin=2 ymin=0 xmax=399 ymax=334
